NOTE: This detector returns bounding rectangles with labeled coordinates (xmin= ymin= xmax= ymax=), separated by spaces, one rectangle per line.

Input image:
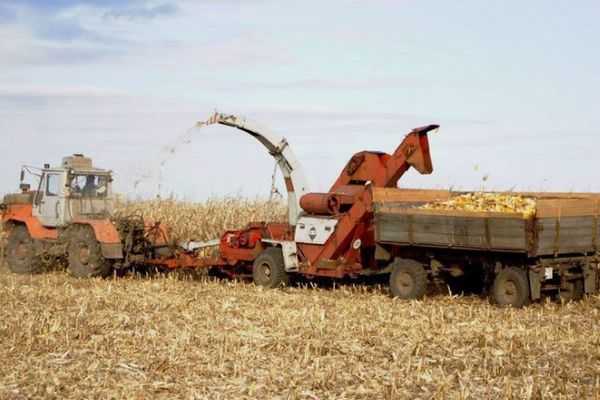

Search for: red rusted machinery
xmin=0 ymin=114 xmax=438 ymax=290
xmin=6 ymin=114 xmax=599 ymax=307
xmin=0 ymin=155 xmax=172 ymax=277
xmin=149 ymin=113 xmax=439 ymax=286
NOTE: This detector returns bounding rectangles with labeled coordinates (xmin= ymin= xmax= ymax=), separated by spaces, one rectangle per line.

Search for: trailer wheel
xmin=66 ymin=226 xmax=112 ymax=278
xmin=491 ymin=267 xmax=530 ymax=308
xmin=389 ymin=259 xmax=428 ymax=300
xmin=252 ymin=247 xmax=289 ymax=288
xmin=558 ymin=279 xmax=584 ymax=302
xmin=5 ymin=225 xmax=43 ymax=274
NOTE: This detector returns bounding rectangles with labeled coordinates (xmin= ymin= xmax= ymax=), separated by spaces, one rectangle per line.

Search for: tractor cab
xmin=31 ymin=154 xmax=114 ymax=228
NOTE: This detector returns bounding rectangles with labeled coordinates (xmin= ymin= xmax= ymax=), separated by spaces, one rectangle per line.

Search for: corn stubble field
xmin=1 ymin=198 xmax=600 ymax=399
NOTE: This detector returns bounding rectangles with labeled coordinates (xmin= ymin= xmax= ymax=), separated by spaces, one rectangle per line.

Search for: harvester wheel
xmin=5 ymin=225 xmax=43 ymax=274
xmin=491 ymin=267 xmax=530 ymax=308
xmin=558 ymin=279 xmax=584 ymax=302
xmin=389 ymin=259 xmax=428 ymax=300
xmin=66 ymin=226 xmax=112 ymax=278
xmin=252 ymin=247 xmax=289 ymax=288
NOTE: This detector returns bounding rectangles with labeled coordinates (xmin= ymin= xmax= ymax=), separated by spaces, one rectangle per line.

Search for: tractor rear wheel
xmin=389 ymin=259 xmax=428 ymax=300
xmin=5 ymin=225 xmax=43 ymax=274
xmin=252 ymin=247 xmax=289 ymax=288
xmin=491 ymin=267 xmax=530 ymax=308
xmin=66 ymin=226 xmax=112 ymax=278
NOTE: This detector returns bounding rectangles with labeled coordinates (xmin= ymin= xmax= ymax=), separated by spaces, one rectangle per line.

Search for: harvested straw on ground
xmin=0 ymin=270 xmax=599 ymax=399
xmin=0 ymin=198 xmax=599 ymax=398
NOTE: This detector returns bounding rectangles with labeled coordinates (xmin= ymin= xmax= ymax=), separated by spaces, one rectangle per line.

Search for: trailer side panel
xmin=373 ymin=189 xmax=600 ymax=256
xmin=536 ymin=217 xmax=597 ymax=256
xmin=535 ymin=199 xmax=600 ymax=256
xmin=375 ymin=209 xmax=528 ymax=252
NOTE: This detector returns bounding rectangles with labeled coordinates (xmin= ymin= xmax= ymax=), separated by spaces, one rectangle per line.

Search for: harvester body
xmin=186 ymin=113 xmax=439 ymax=280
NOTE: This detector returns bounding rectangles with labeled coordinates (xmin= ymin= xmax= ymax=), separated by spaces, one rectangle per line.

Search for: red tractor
xmin=1 ymin=155 xmax=168 ymax=277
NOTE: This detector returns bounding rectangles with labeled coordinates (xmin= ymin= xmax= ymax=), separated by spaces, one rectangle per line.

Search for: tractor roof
xmin=54 ymin=154 xmax=110 ymax=174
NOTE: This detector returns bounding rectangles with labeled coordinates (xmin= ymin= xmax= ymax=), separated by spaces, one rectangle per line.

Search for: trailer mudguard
xmin=583 ymin=263 xmax=598 ymax=294
xmin=528 ymin=269 xmax=543 ymax=300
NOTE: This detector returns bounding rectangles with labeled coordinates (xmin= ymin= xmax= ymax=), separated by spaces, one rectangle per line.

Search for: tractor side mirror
xmin=20 ymin=169 xmax=25 ymax=182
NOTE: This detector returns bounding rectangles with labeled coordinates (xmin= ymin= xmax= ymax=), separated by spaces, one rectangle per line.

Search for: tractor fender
xmin=2 ymin=204 xmax=58 ymax=240
xmin=71 ymin=219 xmax=123 ymax=259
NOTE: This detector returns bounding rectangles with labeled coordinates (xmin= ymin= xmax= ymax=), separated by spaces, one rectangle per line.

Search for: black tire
xmin=389 ymin=259 xmax=428 ymax=300
xmin=5 ymin=225 xmax=43 ymax=274
xmin=558 ymin=279 xmax=585 ymax=302
xmin=66 ymin=226 xmax=112 ymax=278
xmin=491 ymin=267 xmax=530 ymax=308
xmin=252 ymin=247 xmax=289 ymax=288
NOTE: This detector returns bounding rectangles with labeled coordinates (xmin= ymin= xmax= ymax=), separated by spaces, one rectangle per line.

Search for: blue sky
xmin=1 ymin=0 xmax=599 ymax=199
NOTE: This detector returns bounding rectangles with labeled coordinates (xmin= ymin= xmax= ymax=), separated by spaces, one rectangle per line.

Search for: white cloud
xmin=0 ymin=84 xmax=125 ymax=98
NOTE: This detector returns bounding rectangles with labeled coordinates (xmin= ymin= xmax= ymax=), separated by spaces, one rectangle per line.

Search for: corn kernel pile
xmin=420 ymin=192 xmax=537 ymax=217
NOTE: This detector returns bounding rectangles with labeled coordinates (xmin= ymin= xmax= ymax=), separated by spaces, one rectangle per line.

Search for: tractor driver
xmin=82 ymin=175 xmax=97 ymax=197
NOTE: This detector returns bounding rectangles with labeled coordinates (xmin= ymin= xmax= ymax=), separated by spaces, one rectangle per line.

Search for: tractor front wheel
xmin=5 ymin=225 xmax=43 ymax=274
xmin=252 ymin=247 xmax=289 ymax=288
xmin=66 ymin=226 xmax=112 ymax=278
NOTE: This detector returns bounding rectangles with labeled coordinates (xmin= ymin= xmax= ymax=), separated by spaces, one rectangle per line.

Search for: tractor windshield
xmin=69 ymin=174 xmax=110 ymax=198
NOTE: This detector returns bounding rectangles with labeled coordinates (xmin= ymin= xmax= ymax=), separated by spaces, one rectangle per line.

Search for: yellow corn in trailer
xmin=420 ymin=192 xmax=537 ymax=218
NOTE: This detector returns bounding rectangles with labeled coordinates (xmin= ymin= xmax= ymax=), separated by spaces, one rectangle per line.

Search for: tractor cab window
xmin=69 ymin=174 xmax=109 ymax=198
xmin=46 ymin=174 xmax=60 ymax=197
